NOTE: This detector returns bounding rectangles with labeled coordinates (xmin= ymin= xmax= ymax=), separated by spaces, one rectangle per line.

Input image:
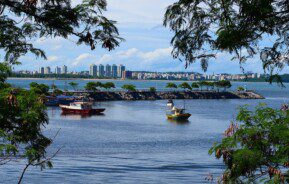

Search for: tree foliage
xmin=198 ymin=81 xmax=207 ymax=91
xmin=0 ymin=62 xmax=11 ymax=83
xmin=0 ymin=0 xmax=123 ymax=63
xmin=149 ymin=87 xmax=156 ymax=92
xmin=0 ymin=64 xmax=54 ymax=183
xmin=121 ymin=84 xmax=136 ymax=92
xmin=209 ymin=104 xmax=289 ymax=183
xmin=29 ymin=82 xmax=50 ymax=95
xmin=178 ymin=82 xmax=192 ymax=91
xmin=84 ymin=81 xmax=100 ymax=91
xmin=164 ymin=0 xmax=289 ymax=78
xmin=68 ymin=82 xmax=78 ymax=91
xmin=53 ymin=88 xmax=63 ymax=96
xmin=191 ymin=82 xmax=199 ymax=90
xmin=214 ymin=80 xmax=232 ymax=92
xmin=237 ymin=86 xmax=245 ymax=92
xmin=102 ymin=82 xmax=115 ymax=90
xmin=166 ymin=82 xmax=178 ymax=89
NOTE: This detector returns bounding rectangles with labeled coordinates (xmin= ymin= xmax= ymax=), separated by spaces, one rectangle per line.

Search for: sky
xmin=7 ymin=0 xmax=276 ymax=74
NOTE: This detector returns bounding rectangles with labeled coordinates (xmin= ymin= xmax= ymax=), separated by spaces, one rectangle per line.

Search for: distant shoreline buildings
xmin=131 ymin=71 xmax=262 ymax=81
xmin=17 ymin=64 xmax=133 ymax=79
xmin=39 ymin=65 xmax=68 ymax=75
xmin=14 ymin=65 xmax=264 ymax=81
xmin=89 ymin=64 xmax=129 ymax=79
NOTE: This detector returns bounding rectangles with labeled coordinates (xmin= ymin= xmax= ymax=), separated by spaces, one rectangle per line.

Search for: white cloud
xmin=47 ymin=56 xmax=59 ymax=62
xmin=140 ymin=47 xmax=172 ymax=61
xmin=117 ymin=48 xmax=139 ymax=58
xmin=97 ymin=47 xmax=172 ymax=64
xmin=72 ymin=53 xmax=96 ymax=66
xmin=96 ymin=54 xmax=113 ymax=64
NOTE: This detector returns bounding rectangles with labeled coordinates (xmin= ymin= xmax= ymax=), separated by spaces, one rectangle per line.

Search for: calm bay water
xmin=1 ymin=79 xmax=289 ymax=183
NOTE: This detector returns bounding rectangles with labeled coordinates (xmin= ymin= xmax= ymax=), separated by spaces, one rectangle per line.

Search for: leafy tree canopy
xmin=53 ymin=88 xmax=63 ymax=96
xmin=68 ymin=82 xmax=78 ymax=91
xmin=29 ymin=82 xmax=50 ymax=95
xmin=0 ymin=65 xmax=54 ymax=183
xmin=102 ymin=82 xmax=115 ymax=90
xmin=84 ymin=81 xmax=99 ymax=91
xmin=209 ymin=104 xmax=289 ymax=183
xmin=0 ymin=0 xmax=123 ymax=63
xmin=121 ymin=84 xmax=136 ymax=92
xmin=237 ymin=86 xmax=245 ymax=91
xmin=178 ymin=82 xmax=192 ymax=90
xmin=166 ymin=82 xmax=178 ymax=89
xmin=164 ymin=0 xmax=289 ymax=78
xmin=214 ymin=80 xmax=232 ymax=91
xmin=149 ymin=87 xmax=156 ymax=92
xmin=191 ymin=82 xmax=199 ymax=89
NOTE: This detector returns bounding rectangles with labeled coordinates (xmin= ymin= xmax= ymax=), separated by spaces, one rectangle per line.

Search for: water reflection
xmin=167 ymin=119 xmax=190 ymax=125
xmin=60 ymin=112 xmax=105 ymax=120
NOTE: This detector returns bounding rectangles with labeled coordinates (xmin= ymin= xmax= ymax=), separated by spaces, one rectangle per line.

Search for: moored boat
xmin=166 ymin=107 xmax=191 ymax=120
xmin=60 ymin=102 xmax=105 ymax=115
xmin=166 ymin=100 xmax=191 ymax=121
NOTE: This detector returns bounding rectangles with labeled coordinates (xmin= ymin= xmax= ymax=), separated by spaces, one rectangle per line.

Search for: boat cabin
xmin=69 ymin=102 xmax=92 ymax=110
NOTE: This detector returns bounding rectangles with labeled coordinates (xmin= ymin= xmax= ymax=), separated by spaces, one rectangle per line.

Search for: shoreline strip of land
xmin=73 ymin=91 xmax=265 ymax=101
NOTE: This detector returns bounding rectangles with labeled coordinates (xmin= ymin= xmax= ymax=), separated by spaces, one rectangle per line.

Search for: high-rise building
xmin=89 ymin=64 xmax=97 ymax=77
xmin=39 ymin=67 xmax=44 ymax=74
xmin=117 ymin=64 xmax=125 ymax=78
xmin=112 ymin=64 xmax=117 ymax=78
xmin=55 ymin=66 xmax=61 ymax=74
xmin=62 ymin=65 xmax=68 ymax=74
xmin=105 ymin=64 xmax=112 ymax=77
xmin=44 ymin=67 xmax=51 ymax=74
xmin=98 ymin=64 xmax=105 ymax=77
xmin=122 ymin=70 xmax=132 ymax=79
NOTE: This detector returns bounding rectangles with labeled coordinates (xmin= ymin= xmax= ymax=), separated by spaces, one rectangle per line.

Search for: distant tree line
xmin=27 ymin=80 xmax=234 ymax=95
xmin=166 ymin=81 xmax=232 ymax=92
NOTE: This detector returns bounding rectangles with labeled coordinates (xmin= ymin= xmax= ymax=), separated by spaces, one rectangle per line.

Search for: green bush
xmin=178 ymin=82 xmax=192 ymax=91
xmin=209 ymin=104 xmax=289 ymax=183
xmin=149 ymin=87 xmax=156 ymax=92
xmin=237 ymin=86 xmax=245 ymax=91
xmin=122 ymin=84 xmax=136 ymax=92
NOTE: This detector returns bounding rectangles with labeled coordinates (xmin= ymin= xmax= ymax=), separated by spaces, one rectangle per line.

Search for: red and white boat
xmin=59 ymin=102 xmax=105 ymax=115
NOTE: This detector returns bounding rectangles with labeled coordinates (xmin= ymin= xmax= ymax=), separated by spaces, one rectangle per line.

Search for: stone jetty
xmin=79 ymin=91 xmax=265 ymax=101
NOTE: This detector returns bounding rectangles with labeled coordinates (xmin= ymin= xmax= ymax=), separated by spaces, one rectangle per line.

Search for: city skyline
xmin=14 ymin=63 xmax=264 ymax=81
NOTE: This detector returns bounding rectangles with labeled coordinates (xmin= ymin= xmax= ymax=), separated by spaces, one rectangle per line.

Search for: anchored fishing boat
xmin=60 ymin=102 xmax=105 ymax=115
xmin=166 ymin=100 xmax=191 ymax=121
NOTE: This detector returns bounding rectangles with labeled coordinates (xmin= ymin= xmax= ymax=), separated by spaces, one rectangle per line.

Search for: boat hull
xmin=60 ymin=107 xmax=105 ymax=115
xmin=166 ymin=113 xmax=191 ymax=121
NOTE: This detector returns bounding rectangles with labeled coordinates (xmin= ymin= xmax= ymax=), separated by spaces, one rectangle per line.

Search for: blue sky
xmin=7 ymin=0 xmax=279 ymax=74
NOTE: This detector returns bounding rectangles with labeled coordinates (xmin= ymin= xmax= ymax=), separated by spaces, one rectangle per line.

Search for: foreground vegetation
xmin=0 ymin=63 xmax=53 ymax=184
xmin=209 ymin=104 xmax=289 ymax=183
